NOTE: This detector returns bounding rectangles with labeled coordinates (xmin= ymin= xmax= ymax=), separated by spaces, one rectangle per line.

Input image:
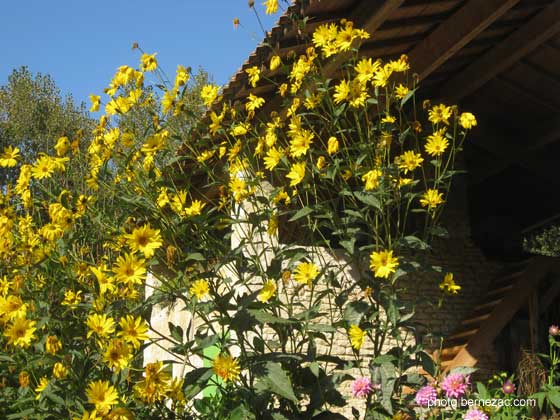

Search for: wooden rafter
xmin=407 ymin=0 xmax=519 ymax=81
xmin=439 ymin=0 xmax=560 ymax=101
xmin=444 ymin=257 xmax=558 ymax=371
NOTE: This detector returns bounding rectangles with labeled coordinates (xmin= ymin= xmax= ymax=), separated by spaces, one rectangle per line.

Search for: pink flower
xmin=502 ymin=379 xmax=516 ymax=394
xmin=549 ymin=325 xmax=559 ymax=336
xmin=441 ymin=373 xmax=470 ymax=398
xmin=415 ymin=385 xmax=437 ymax=407
xmin=464 ymin=408 xmax=488 ymax=420
xmin=352 ymin=377 xmax=374 ymax=398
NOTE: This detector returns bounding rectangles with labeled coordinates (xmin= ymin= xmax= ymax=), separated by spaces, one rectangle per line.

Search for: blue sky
xmin=1 ymin=1 xmax=278 ymax=106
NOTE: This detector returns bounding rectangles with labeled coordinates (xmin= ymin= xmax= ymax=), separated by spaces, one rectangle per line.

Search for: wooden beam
xmin=445 ymin=257 xmax=557 ymax=371
xmin=440 ymin=0 xmax=560 ymax=101
xmin=407 ymin=0 xmax=519 ymax=81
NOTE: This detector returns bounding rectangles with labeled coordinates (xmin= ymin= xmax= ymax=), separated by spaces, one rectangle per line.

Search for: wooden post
xmin=528 ymin=291 xmax=539 ymax=353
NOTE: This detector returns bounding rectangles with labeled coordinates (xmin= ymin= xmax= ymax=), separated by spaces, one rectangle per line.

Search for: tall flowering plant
xmin=0 ymin=9 xmax=476 ymax=420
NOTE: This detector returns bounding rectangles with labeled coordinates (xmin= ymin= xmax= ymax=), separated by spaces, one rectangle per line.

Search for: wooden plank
xmin=445 ymin=257 xmax=557 ymax=371
xmin=440 ymin=0 xmax=560 ymax=100
xmin=391 ymin=0 xmax=461 ymax=20
xmin=407 ymin=0 xmax=520 ymax=81
xmin=352 ymin=0 xmax=407 ymax=35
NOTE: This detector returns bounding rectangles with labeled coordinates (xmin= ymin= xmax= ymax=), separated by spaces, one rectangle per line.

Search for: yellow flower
xmin=184 ymin=199 xmax=205 ymax=217
xmin=229 ymin=177 xmax=250 ymax=202
xmin=394 ymin=83 xmax=409 ymax=99
xmin=175 ymin=65 xmax=190 ymax=87
xmin=200 ymin=84 xmax=219 ymax=107
xmin=35 ymin=377 xmax=49 ymax=400
xmin=269 ymin=55 xmax=281 ymax=71
xmin=112 ymin=253 xmax=146 ymax=285
xmin=32 ymin=155 xmax=56 ymax=179
xmin=425 ymin=129 xmax=449 ymax=156
xmin=373 ymin=64 xmax=393 ymax=88
xmin=327 ymin=136 xmax=339 ymax=155
xmin=54 ymin=136 xmax=70 ymax=156
xmin=62 ymin=289 xmax=82 ymax=308
xmin=124 ymin=224 xmax=162 ymax=258
xmin=258 ymin=280 xmax=277 ymax=302
xmin=0 ymin=146 xmax=20 ymax=167
xmin=0 ymin=294 xmax=27 ymax=321
xmin=86 ymin=313 xmax=116 ymax=339
xmin=389 ymin=54 xmax=410 ymax=73
xmin=263 ymin=147 xmax=283 ymax=171
xmin=348 ymin=324 xmax=366 ymax=350
xmin=278 ymin=83 xmax=288 ymax=97
xmin=53 ymin=362 xmax=68 ymax=379
xmin=428 ymin=104 xmax=452 ymax=125
xmin=289 ymin=129 xmax=314 ymax=157
xmin=4 ymin=316 xmax=36 ymax=348
xmin=190 ymin=279 xmax=210 ymax=300
xmin=263 ymin=0 xmax=278 ymax=14
xmin=89 ymin=95 xmax=101 ymax=112
xmin=134 ymin=361 xmax=170 ymax=404
xmin=231 ymin=123 xmax=249 ymax=137
xmin=396 ymin=151 xmax=423 ymax=174
xmin=86 ymin=380 xmax=119 ymax=415
xmin=245 ymin=66 xmax=260 ymax=88
xmin=293 ymin=262 xmax=319 ymax=286
xmin=140 ymin=53 xmax=158 ymax=72
xmin=333 ymin=79 xmax=351 ymax=104
xmin=312 ymin=22 xmax=339 ymax=57
xmin=420 ymin=189 xmax=444 ymax=209
xmin=46 ymin=335 xmax=62 ymax=354
xmin=118 ymin=315 xmax=149 ymax=349
xmin=369 ymin=250 xmax=399 ymax=279
xmin=440 ymin=273 xmax=461 ymax=294
xmin=212 ymin=354 xmax=240 ymax=382
xmin=103 ymin=338 xmax=132 ymax=372
xmin=286 ymin=162 xmax=306 ymax=187
xmin=355 ymin=58 xmax=380 ymax=84
xmin=362 ymin=169 xmax=382 ymax=190
xmin=459 ymin=112 xmax=477 ymax=129
xmin=161 ymin=88 xmax=177 ymax=114
xmin=245 ymin=93 xmax=265 ymax=115
xmin=316 ymin=156 xmax=327 ymax=170
xmin=19 ymin=371 xmax=29 ymax=388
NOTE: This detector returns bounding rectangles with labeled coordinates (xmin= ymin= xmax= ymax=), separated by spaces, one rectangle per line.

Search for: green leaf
xmin=400 ymin=88 xmax=417 ymax=108
xmin=354 ymin=191 xmax=381 ymax=210
xmin=255 ymin=362 xmax=298 ymax=403
xmin=289 ymin=206 xmax=313 ymax=221
xmin=186 ymin=252 xmax=205 ymax=261
xmin=344 ymin=301 xmax=369 ymax=325
xmin=419 ymin=351 xmax=436 ymax=377
xmin=476 ymin=382 xmax=490 ymax=400
xmin=340 ymin=238 xmax=356 ymax=254
xmin=248 ymin=309 xmax=296 ymax=325
xmin=548 ymin=389 xmax=560 ymax=408
xmin=401 ymin=235 xmax=430 ymax=250
xmin=168 ymin=322 xmax=184 ymax=343
xmin=7 ymin=409 xmax=35 ymax=419
xmin=309 ymin=362 xmax=320 ymax=377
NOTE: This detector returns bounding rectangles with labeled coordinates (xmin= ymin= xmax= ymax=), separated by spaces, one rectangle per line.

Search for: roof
xmin=220 ymin=0 xmax=560 ymax=256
